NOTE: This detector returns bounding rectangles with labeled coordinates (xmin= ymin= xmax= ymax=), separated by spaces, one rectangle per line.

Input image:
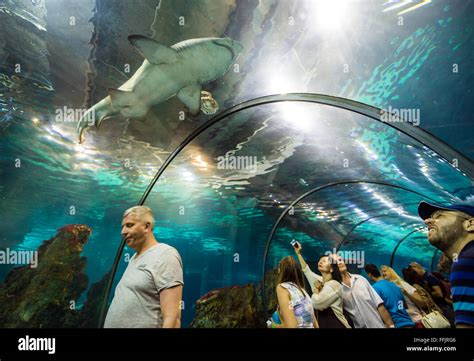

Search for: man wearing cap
xmin=418 ymin=201 xmax=474 ymax=328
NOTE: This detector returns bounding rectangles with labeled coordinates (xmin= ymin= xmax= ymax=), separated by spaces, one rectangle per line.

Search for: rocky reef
xmin=190 ymin=284 xmax=263 ymax=328
xmin=190 ymin=269 xmax=278 ymax=328
xmin=0 ymin=224 xmax=90 ymax=327
xmin=0 ymin=222 xmax=287 ymax=328
xmin=74 ymin=270 xmax=111 ymax=328
xmin=0 ymin=224 xmax=109 ymax=328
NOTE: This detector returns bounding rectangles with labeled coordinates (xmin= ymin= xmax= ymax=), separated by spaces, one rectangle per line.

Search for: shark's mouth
xmin=212 ymin=41 xmax=236 ymax=60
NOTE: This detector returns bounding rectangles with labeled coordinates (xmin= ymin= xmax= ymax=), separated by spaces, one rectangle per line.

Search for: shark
xmin=77 ymin=35 xmax=243 ymax=142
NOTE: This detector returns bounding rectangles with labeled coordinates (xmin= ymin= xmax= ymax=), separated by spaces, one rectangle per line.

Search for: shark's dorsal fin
xmin=128 ymin=35 xmax=178 ymax=64
xmin=177 ymin=84 xmax=202 ymax=115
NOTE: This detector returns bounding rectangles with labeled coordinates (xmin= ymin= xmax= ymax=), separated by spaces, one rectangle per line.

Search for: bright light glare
xmin=266 ymin=71 xmax=299 ymax=94
xmin=356 ymin=140 xmax=378 ymax=160
xmin=382 ymin=0 xmax=412 ymax=13
xmin=277 ymin=102 xmax=318 ymax=131
xmin=182 ymin=170 xmax=195 ymax=181
xmin=382 ymin=0 xmax=432 ymax=15
xmin=311 ymin=0 xmax=352 ymax=31
xmin=75 ymin=144 xmax=89 ymax=160
xmin=50 ymin=124 xmax=68 ymax=138
xmin=74 ymin=143 xmax=99 ymax=160
xmin=398 ymin=0 xmax=431 ymax=15
xmin=192 ymin=154 xmax=208 ymax=170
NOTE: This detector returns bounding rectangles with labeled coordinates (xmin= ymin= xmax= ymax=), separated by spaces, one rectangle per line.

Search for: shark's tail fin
xmin=77 ymin=97 xmax=115 ymax=143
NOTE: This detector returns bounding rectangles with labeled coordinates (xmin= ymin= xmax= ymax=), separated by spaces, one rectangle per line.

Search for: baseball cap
xmin=418 ymin=201 xmax=474 ymax=220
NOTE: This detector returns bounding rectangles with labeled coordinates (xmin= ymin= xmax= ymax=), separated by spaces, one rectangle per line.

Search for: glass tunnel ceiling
xmin=1 ymin=0 xmax=473 ymax=330
xmin=104 ymin=94 xmax=474 ymax=326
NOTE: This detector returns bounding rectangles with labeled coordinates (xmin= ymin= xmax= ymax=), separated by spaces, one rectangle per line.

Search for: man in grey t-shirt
xmin=104 ymin=206 xmax=183 ymax=328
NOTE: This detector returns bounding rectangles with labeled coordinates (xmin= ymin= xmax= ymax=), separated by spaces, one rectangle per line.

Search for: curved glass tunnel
xmin=105 ymin=97 xmax=473 ymax=327
xmin=1 ymin=0 xmax=473 ymax=331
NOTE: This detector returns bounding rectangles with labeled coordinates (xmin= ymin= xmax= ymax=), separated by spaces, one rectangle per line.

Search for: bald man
xmin=104 ymin=206 xmax=184 ymax=328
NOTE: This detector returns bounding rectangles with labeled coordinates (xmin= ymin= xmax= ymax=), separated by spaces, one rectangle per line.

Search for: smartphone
xmin=290 ymin=239 xmax=298 ymax=248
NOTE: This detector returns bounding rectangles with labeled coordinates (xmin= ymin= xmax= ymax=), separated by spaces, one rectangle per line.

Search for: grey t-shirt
xmin=104 ymin=243 xmax=183 ymax=328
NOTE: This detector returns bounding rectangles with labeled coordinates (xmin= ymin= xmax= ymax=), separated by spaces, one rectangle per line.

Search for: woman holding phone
xmin=292 ymin=241 xmax=351 ymax=328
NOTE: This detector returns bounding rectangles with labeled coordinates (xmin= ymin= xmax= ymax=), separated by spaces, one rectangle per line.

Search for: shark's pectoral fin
xmin=177 ymin=84 xmax=202 ymax=115
xmin=108 ymin=89 xmax=135 ymax=110
xmin=128 ymin=35 xmax=178 ymax=64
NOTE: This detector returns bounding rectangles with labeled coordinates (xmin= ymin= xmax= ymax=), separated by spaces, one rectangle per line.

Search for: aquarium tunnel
xmin=0 ymin=0 xmax=473 ymax=329
xmin=99 ymin=94 xmax=473 ymax=327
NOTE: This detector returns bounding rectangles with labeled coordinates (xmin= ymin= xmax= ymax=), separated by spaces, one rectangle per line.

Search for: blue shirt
xmin=423 ymin=272 xmax=448 ymax=307
xmin=450 ymin=241 xmax=474 ymax=326
xmin=373 ymin=279 xmax=415 ymax=328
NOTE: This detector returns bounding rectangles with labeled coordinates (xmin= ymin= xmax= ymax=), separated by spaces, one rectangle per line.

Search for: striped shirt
xmin=450 ymin=241 xmax=474 ymax=326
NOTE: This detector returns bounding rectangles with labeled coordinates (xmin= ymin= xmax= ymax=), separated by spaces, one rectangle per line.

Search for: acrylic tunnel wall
xmin=102 ymin=94 xmax=474 ymax=328
xmin=1 ymin=0 xmax=473 ymax=331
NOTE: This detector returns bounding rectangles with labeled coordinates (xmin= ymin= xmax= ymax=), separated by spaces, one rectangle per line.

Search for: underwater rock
xmin=190 ymin=284 xmax=264 ymax=328
xmin=74 ymin=271 xmax=111 ymax=328
xmin=256 ymin=269 xmax=279 ymax=317
xmin=0 ymin=224 xmax=90 ymax=327
xmin=190 ymin=269 xmax=279 ymax=328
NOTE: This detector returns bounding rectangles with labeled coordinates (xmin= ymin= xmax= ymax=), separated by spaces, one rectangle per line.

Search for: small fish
xmin=200 ymin=91 xmax=219 ymax=115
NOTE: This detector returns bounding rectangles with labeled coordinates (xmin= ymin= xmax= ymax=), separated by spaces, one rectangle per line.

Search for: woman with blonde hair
xmin=381 ymin=265 xmax=425 ymax=328
xmin=274 ymin=256 xmax=318 ymax=328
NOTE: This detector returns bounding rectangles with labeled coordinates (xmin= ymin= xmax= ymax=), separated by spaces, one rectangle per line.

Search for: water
xmin=0 ymin=0 xmax=473 ymax=327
